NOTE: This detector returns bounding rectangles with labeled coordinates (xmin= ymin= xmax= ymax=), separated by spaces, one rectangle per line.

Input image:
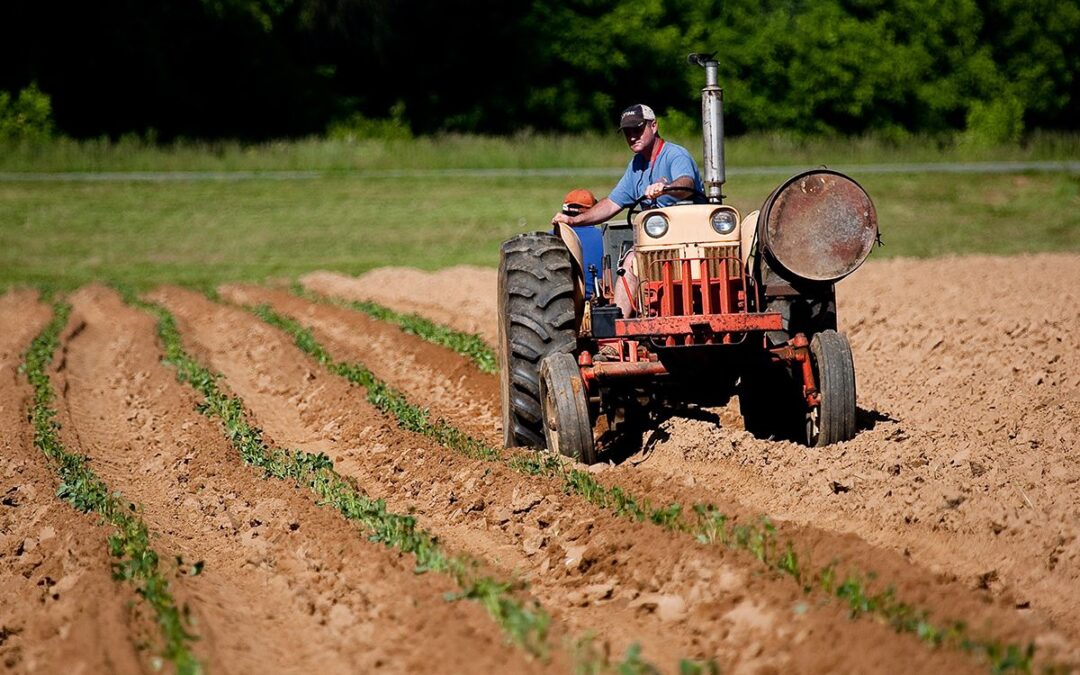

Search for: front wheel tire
xmin=539 ymin=353 xmax=596 ymax=464
xmin=807 ymin=330 xmax=857 ymax=446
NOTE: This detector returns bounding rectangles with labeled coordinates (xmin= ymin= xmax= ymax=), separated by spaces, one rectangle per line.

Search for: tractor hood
xmin=633 ymin=204 xmax=741 ymax=248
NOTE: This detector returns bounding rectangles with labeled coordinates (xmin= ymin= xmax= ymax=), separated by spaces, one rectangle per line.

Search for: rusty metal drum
xmin=758 ymin=170 xmax=878 ymax=282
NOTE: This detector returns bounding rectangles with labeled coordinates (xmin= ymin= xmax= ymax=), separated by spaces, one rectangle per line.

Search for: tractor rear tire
xmin=498 ymin=233 xmax=577 ymax=449
xmin=539 ymin=353 xmax=596 ymax=463
xmin=807 ymin=330 xmax=857 ymax=446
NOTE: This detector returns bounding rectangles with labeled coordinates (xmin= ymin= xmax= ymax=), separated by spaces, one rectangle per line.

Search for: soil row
xmin=216 ymin=283 xmax=998 ymax=672
xmin=2 ymin=286 xmax=541 ymax=674
xmin=0 ymin=290 xmax=148 ymax=673
xmin=291 ymin=253 xmax=1080 ymax=667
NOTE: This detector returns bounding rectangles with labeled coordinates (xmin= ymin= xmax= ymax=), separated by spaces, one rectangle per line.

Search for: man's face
xmin=622 ymin=120 xmax=657 ymax=154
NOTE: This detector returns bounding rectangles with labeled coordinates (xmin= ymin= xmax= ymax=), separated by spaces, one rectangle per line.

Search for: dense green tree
xmin=0 ymin=0 xmax=1075 ymax=138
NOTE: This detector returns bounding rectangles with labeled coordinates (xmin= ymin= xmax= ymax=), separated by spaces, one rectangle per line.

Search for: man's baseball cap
xmin=562 ymin=188 xmax=597 ymax=215
xmin=618 ymin=104 xmax=656 ymax=129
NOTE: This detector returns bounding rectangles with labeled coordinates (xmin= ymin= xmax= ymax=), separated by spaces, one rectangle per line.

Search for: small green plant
xmin=23 ymin=301 xmax=201 ymax=674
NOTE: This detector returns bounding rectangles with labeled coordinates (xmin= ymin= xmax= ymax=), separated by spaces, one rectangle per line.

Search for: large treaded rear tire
xmin=498 ymin=233 xmax=577 ymax=448
xmin=808 ymin=329 xmax=857 ymax=446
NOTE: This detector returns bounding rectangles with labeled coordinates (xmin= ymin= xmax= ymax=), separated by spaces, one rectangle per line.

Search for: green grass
xmin=22 ymin=301 xmax=201 ymax=674
xmin=2 ymin=131 xmax=1078 ymax=172
xmin=1 ymin=170 xmax=1076 ymax=292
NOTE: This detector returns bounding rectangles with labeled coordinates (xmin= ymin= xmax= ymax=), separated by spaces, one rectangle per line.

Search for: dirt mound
xmin=304 ymin=252 xmax=1080 ymax=662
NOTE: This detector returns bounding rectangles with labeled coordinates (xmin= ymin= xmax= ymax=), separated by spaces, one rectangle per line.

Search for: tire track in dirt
xmin=0 ymin=290 xmax=147 ymax=674
xmin=295 ymin=254 xmax=1080 ymax=665
xmin=185 ymin=286 xmax=991 ymax=673
xmin=62 ymin=285 xmax=538 ymax=674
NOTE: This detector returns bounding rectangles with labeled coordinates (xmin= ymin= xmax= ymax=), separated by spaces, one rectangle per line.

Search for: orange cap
xmin=562 ymin=188 xmax=597 ymax=214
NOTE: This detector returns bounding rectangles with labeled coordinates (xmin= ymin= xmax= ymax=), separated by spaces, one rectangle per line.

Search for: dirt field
xmin=2 ymin=252 xmax=1078 ymax=673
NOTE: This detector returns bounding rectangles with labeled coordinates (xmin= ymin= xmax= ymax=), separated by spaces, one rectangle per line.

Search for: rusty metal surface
xmin=760 ymin=170 xmax=877 ymax=282
xmin=584 ymin=361 xmax=669 ymax=380
xmin=616 ymin=312 xmax=783 ymax=337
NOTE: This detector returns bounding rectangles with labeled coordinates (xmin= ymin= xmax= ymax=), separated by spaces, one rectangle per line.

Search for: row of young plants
xmin=292 ymin=282 xmax=497 ymax=374
xmin=130 ymin=294 xmax=710 ymax=673
xmin=22 ymin=301 xmax=202 ymax=674
xmin=253 ymin=298 xmax=1042 ymax=675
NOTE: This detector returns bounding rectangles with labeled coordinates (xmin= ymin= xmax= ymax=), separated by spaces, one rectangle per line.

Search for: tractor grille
xmin=702 ymin=243 xmax=742 ymax=279
xmin=636 ymin=248 xmax=681 ymax=282
xmin=637 ymin=245 xmax=741 ymax=283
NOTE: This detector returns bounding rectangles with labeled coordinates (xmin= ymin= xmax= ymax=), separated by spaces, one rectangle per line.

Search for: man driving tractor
xmin=551 ymin=104 xmax=704 ymax=317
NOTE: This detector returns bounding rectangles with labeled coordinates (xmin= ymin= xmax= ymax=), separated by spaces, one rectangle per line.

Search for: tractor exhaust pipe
xmin=689 ymin=53 xmax=725 ymax=203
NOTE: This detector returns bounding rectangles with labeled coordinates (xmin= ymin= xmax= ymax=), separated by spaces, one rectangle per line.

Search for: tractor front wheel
xmin=539 ymin=353 xmax=596 ymax=464
xmin=807 ymin=330 xmax=857 ymax=446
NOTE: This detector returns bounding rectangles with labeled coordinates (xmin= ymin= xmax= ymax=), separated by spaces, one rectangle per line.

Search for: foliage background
xmin=1 ymin=0 xmax=1077 ymax=143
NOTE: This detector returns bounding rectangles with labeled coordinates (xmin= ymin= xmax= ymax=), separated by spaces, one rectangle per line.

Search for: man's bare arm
xmin=644 ymin=175 xmax=696 ymax=200
xmin=551 ymin=197 xmax=623 ymax=227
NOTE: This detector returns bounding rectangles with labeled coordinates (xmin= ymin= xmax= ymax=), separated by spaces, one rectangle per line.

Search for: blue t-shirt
xmin=608 ymin=140 xmax=704 ymax=208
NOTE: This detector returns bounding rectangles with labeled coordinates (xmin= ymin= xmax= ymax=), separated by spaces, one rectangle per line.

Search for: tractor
xmin=498 ymin=53 xmax=878 ymax=463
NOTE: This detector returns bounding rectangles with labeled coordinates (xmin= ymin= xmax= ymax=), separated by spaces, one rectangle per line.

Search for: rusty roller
xmin=758 ymin=170 xmax=878 ymax=283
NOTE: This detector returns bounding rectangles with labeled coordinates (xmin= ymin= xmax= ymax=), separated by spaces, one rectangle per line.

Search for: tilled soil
xmin=57 ymin=285 xmax=542 ymax=674
xmin=181 ymin=283 xmax=981 ymax=673
xmin=4 ymin=251 xmax=1076 ymax=673
xmin=303 ymin=252 xmax=1080 ymax=666
xmin=0 ymin=291 xmax=147 ymax=674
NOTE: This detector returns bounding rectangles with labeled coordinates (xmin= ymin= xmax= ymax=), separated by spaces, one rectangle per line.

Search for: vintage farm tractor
xmin=498 ymin=54 xmax=878 ymax=463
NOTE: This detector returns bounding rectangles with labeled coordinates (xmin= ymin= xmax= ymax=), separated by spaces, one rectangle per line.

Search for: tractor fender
xmin=741 ymin=209 xmax=760 ymax=270
xmin=554 ymin=223 xmax=587 ymax=327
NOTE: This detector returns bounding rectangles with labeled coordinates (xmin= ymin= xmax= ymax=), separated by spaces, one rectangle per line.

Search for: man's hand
xmin=644 ymin=177 xmax=669 ymax=200
xmin=551 ymin=212 xmax=574 ymax=226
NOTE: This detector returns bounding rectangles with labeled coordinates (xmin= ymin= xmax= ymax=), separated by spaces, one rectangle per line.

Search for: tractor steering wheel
xmin=625 ymin=186 xmax=708 ymax=227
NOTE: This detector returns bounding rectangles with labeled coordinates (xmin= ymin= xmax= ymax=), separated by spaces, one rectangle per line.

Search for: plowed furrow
xmin=301 ymin=268 xmax=498 ymax=347
xmin=275 ymin=267 xmax=1077 ymax=669
xmin=223 ymin=284 xmax=500 ymax=442
xmin=156 ymin=285 xmax=987 ymax=673
xmin=0 ymin=290 xmax=146 ymax=674
xmin=255 ymin=290 xmax=1067 ymax=671
xmin=62 ymin=285 xmax=536 ymax=674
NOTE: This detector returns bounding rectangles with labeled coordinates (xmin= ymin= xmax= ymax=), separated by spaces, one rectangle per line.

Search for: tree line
xmin=1 ymin=0 xmax=1076 ymax=142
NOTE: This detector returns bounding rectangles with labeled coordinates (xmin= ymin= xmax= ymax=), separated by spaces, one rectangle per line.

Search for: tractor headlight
xmin=710 ymin=209 xmax=737 ymax=235
xmin=644 ymin=214 xmax=669 ymax=238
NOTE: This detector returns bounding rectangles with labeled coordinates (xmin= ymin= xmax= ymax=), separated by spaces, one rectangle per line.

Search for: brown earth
xmin=4 ymin=251 xmax=1076 ymax=673
xmin=0 ymin=290 xmax=147 ymax=674
xmin=194 ymin=283 xmax=988 ymax=673
xmin=55 ymin=284 xmax=543 ymax=674
xmin=302 ymin=252 xmax=1080 ymax=667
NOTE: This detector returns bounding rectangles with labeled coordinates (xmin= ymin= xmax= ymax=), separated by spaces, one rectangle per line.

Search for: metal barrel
xmin=758 ymin=170 xmax=878 ymax=282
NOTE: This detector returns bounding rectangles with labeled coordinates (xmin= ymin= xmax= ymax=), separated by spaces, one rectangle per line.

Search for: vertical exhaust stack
xmin=689 ymin=53 xmax=725 ymax=203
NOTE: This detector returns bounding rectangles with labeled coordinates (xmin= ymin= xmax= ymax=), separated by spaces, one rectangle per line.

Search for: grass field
xmin=1 ymin=134 xmax=1078 ymax=291
xmin=4 ymin=130 xmax=1080 ymax=173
